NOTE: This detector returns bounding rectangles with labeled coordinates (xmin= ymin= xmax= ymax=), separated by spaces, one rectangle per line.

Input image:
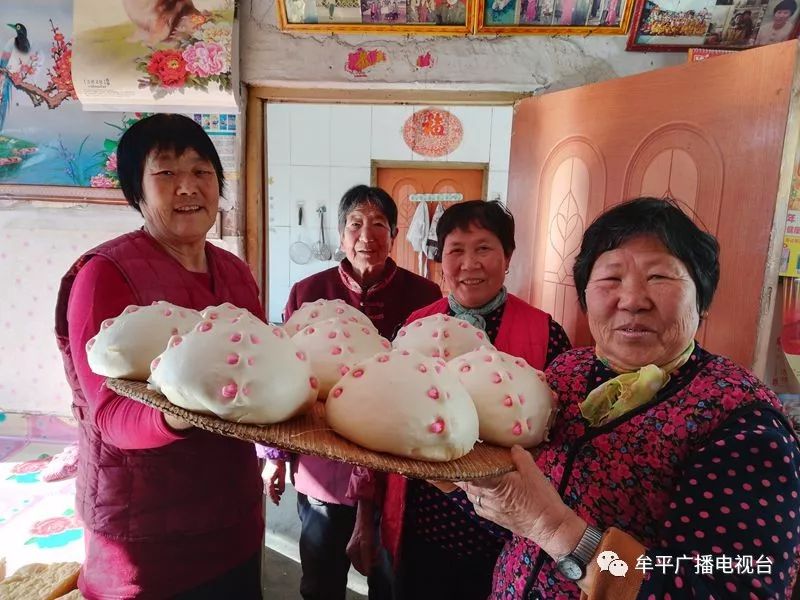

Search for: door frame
xmin=371 ymin=160 xmax=490 ymax=200
xmin=245 ymin=86 xmax=527 ymax=311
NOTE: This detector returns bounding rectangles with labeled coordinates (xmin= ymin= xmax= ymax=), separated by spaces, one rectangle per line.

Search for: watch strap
xmin=569 ymin=525 xmax=604 ymax=567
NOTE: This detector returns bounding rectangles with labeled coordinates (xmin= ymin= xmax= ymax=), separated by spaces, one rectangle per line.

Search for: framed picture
xmin=476 ymin=0 xmax=634 ymax=34
xmin=276 ymin=0 xmax=475 ymax=34
xmin=687 ymin=46 xmax=736 ymax=58
xmin=627 ymin=0 xmax=800 ymax=51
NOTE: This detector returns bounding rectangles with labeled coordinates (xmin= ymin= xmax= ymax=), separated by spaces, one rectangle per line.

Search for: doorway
xmin=258 ymin=100 xmax=514 ymax=321
xmin=375 ymin=161 xmax=487 ymax=292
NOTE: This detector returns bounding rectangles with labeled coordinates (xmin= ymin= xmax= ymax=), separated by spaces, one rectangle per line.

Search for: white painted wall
xmin=0 ymin=201 xmax=244 ymax=417
xmin=266 ymin=102 xmax=512 ymax=321
xmin=0 ymin=202 xmax=143 ymax=416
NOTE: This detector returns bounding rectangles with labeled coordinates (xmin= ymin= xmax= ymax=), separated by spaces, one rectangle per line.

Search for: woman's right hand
xmin=264 ymin=460 xmax=287 ymax=506
xmin=163 ymin=413 xmax=192 ymax=431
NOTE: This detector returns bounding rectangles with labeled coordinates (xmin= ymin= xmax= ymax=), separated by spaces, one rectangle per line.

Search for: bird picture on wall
xmin=0 ymin=16 xmax=78 ymax=177
xmin=0 ymin=23 xmax=31 ymax=132
xmin=0 ymin=19 xmax=77 ymax=122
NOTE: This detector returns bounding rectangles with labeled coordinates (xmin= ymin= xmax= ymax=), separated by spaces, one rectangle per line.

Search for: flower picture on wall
xmin=477 ymin=0 xmax=633 ymax=33
xmin=72 ymin=0 xmax=235 ymax=111
xmin=135 ymin=21 xmax=232 ymax=92
xmin=627 ymin=0 xmax=800 ymax=50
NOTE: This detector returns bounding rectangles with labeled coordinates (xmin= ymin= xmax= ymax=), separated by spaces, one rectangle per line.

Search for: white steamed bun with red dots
xmin=325 ymin=349 xmax=479 ymax=461
xmin=201 ymin=303 xmax=250 ymax=321
xmin=392 ymin=314 xmax=494 ymax=361
xmin=149 ymin=313 xmax=317 ymax=424
xmin=283 ymin=299 xmax=374 ymax=337
xmin=449 ymin=347 xmax=556 ymax=448
xmin=292 ymin=317 xmax=392 ymax=400
xmin=86 ymin=301 xmax=202 ymax=380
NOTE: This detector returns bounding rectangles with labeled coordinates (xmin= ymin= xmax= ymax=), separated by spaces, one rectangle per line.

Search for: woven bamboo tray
xmin=107 ymin=378 xmax=514 ymax=481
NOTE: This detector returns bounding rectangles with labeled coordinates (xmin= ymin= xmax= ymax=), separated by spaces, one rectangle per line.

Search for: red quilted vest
xmin=381 ymin=293 xmax=551 ymax=563
xmin=54 ymin=230 xmax=264 ymax=541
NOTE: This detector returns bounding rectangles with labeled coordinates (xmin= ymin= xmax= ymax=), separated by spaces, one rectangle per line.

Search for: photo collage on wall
xmin=629 ymin=0 xmax=800 ymax=49
xmin=285 ymin=0 xmax=468 ymax=24
xmin=484 ymin=0 xmax=627 ymax=27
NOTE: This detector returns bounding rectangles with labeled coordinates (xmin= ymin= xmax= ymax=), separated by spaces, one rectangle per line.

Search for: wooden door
xmin=376 ymin=166 xmax=486 ymax=292
xmin=506 ymin=41 xmax=799 ymax=371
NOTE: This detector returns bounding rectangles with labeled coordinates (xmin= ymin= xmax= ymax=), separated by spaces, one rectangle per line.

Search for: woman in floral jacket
xmin=460 ymin=197 xmax=800 ymax=599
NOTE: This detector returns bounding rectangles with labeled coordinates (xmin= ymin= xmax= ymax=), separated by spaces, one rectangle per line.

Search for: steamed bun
xmin=284 ymin=299 xmax=374 ymax=336
xmin=292 ymin=317 xmax=392 ymax=399
xmin=449 ymin=347 xmax=556 ymax=447
xmin=86 ymin=302 xmax=201 ymax=380
xmin=149 ymin=314 xmax=317 ymax=424
xmin=202 ymin=303 xmax=250 ymax=321
xmin=393 ymin=314 xmax=494 ymax=361
xmin=326 ymin=349 xmax=479 ymax=461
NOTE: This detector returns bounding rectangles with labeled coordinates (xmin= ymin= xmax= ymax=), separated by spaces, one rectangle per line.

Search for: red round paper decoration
xmin=403 ymin=109 xmax=463 ymax=157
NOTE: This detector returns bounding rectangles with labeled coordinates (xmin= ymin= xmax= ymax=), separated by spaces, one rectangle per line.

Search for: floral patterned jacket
xmin=492 ymin=345 xmax=800 ymax=600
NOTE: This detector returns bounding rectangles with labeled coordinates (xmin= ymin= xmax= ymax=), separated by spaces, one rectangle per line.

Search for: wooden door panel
xmin=507 ymin=41 xmax=798 ymax=368
xmin=533 ymin=138 xmax=606 ymax=348
xmin=377 ymin=166 xmax=486 ymax=292
xmin=427 ymin=177 xmax=466 ymax=287
xmin=389 ymin=177 xmax=424 ymax=279
xmin=624 ymin=124 xmax=725 ymax=349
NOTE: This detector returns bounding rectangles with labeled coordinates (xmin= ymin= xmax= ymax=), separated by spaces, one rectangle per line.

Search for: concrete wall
xmin=240 ymin=0 xmax=684 ymax=91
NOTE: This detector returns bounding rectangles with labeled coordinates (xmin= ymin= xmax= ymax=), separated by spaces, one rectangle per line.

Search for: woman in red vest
xmin=460 ymin=198 xmax=800 ymax=599
xmin=54 ymin=114 xmax=264 ymax=599
xmin=373 ymin=200 xmax=571 ymax=599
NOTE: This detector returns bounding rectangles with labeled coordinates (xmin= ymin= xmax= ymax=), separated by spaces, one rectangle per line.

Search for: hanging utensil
xmin=313 ymin=206 xmax=332 ymax=261
xmin=289 ymin=204 xmax=313 ymax=265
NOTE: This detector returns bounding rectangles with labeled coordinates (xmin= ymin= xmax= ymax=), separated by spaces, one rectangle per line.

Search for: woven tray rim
xmin=106 ymin=378 xmax=514 ymax=481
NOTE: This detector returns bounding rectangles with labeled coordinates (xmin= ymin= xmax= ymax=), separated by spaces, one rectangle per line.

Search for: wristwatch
xmin=555 ymin=525 xmax=604 ymax=581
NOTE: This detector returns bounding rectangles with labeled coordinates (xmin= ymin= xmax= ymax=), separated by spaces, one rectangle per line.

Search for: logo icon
xmin=596 ymin=550 xmax=629 ymax=577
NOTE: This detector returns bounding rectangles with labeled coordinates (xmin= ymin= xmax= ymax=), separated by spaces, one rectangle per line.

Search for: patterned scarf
xmin=448 ymin=287 xmax=507 ymax=331
xmin=580 ymin=341 xmax=695 ymax=427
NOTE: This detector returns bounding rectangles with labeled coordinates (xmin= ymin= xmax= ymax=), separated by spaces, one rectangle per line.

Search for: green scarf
xmin=579 ymin=341 xmax=695 ymax=427
xmin=448 ymin=287 xmax=507 ymax=331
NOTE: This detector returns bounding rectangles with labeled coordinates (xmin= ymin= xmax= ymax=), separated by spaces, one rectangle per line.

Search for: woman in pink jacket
xmin=266 ymin=185 xmax=442 ymax=600
xmin=350 ymin=200 xmax=571 ymax=599
xmin=55 ymin=114 xmax=264 ymax=599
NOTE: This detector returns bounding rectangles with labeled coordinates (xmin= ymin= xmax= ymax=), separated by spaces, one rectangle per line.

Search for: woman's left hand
xmin=457 ymin=445 xmax=586 ymax=559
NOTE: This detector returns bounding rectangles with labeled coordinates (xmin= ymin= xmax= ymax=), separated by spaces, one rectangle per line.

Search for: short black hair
xmin=338 ymin=185 xmax=398 ymax=236
xmin=435 ymin=200 xmax=515 ymax=261
xmin=775 ymin=0 xmax=797 ymax=14
xmin=573 ymin=197 xmax=720 ymax=313
xmin=117 ymin=114 xmax=225 ymax=213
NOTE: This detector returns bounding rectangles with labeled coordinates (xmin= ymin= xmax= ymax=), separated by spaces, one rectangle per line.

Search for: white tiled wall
xmin=265 ymin=103 xmax=513 ymax=322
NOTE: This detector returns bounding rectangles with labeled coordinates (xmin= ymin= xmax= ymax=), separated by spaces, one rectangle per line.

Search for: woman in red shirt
xmin=55 ymin=114 xmax=264 ymax=599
